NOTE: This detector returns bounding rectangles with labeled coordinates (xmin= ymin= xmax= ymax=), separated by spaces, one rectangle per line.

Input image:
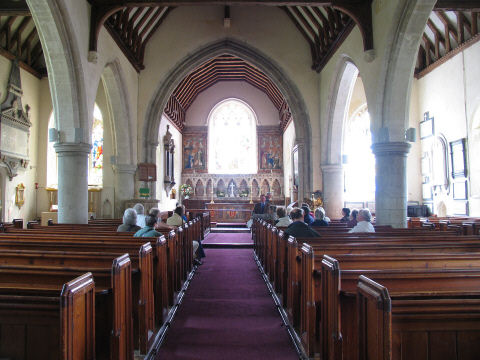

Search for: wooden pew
xmin=0 ymin=272 xmax=95 ymax=360
xmin=0 ymin=240 xmax=154 ymax=356
xmin=357 ymin=275 xmax=480 ymax=360
xmin=321 ymin=256 xmax=480 ymax=360
xmin=0 ymin=255 xmax=133 ymax=360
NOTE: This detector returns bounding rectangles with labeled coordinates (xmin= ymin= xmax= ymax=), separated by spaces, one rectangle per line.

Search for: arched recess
xmin=322 ymin=58 xmax=359 ymax=217
xmin=143 ymin=39 xmax=313 ymax=200
xmin=27 ymin=0 xmax=88 ymax=138
xmin=377 ymin=0 xmax=437 ymax=141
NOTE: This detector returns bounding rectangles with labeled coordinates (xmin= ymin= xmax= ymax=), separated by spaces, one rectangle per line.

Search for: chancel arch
xmin=143 ymin=39 xmax=312 ymax=201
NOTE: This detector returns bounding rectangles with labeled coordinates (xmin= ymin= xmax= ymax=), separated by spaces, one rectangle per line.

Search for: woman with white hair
xmin=348 ymin=208 xmax=375 ymax=233
xmin=117 ymin=208 xmax=141 ymax=232
xmin=133 ymin=203 xmax=146 ymax=228
xmin=311 ymin=207 xmax=328 ymax=227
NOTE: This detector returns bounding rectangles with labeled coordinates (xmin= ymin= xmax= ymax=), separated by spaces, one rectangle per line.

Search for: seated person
xmin=349 ymin=208 xmax=375 ymax=233
xmin=117 ymin=208 xmax=141 ymax=232
xmin=134 ymin=215 xmax=162 ymax=237
xmin=133 ymin=203 xmax=146 ymax=228
xmin=340 ymin=207 xmax=350 ymax=222
xmin=284 ymin=208 xmax=320 ymax=238
xmin=311 ymin=207 xmax=328 ymax=227
xmin=301 ymin=204 xmax=315 ymax=225
xmin=149 ymin=207 xmax=175 ymax=231
xmin=264 ymin=205 xmax=278 ymax=223
xmin=275 ymin=207 xmax=292 ymax=227
xmin=166 ymin=206 xmax=185 ymax=226
xmin=347 ymin=209 xmax=358 ymax=227
xmin=167 ymin=206 xmax=203 ymax=264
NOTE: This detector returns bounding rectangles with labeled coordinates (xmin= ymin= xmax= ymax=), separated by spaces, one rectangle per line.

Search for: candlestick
xmin=210 ymin=179 xmax=215 ymax=204
xmin=249 ymin=182 xmax=253 ymax=204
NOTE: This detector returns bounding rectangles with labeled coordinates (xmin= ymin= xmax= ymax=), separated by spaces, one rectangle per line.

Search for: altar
xmin=206 ymin=202 xmax=254 ymax=225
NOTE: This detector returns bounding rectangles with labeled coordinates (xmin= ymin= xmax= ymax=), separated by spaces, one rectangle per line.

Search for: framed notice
xmin=422 ymin=183 xmax=432 ymax=200
xmin=450 ymin=138 xmax=467 ymax=179
xmin=420 ymin=112 xmax=434 ymax=139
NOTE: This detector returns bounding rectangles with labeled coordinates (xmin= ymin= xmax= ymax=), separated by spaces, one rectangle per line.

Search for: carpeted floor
xmin=156 ymin=249 xmax=298 ymax=359
xmin=202 ymin=232 xmax=253 ymax=244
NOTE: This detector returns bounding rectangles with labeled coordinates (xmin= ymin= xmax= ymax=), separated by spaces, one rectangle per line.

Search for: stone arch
xmin=322 ymin=57 xmax=359 ymax=217
xmin=377 ymin=0 xmax=436 ymax=142
xmin=143 ymin=38 xmax=312 ymax=200
xmin=195 ymin=179 xmax=204 ymax=196
xmin=101 ymin=60 xmax=134 ymax=166
xmin=325 ymin=57 xmax=359 ymax=165
xmin=27 ymin=0 xmax=88 ymax=139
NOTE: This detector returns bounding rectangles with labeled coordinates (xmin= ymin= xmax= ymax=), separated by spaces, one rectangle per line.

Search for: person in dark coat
xmin=284 ymin=208 xmax=320 ymax=238
xmin=253 ymin=195 xmax=268 ymax=214
xmin=311 ymin=207 xmax=329 ymax=227
xmin=340 ymin=207 xmax=351 ymax=222
xmin=301 ymin=204 xmax=314 ymax=225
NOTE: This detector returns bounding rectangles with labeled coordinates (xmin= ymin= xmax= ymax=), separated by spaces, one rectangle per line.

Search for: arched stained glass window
xmin=47 ymin=104 xmax=104 ymax=188
xmin=89 ymin=104 xmax=104 ymax=186
xmin=208 ymin=99 xmax=257 ymax=174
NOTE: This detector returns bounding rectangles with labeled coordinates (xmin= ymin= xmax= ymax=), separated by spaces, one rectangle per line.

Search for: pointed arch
xmin=101 ymin=60 xmax=135 ymax=166
xmin=143 ymin=38 xmax=312 ymax=199
xmin=27 ymin=0 xmax=88 ymax=139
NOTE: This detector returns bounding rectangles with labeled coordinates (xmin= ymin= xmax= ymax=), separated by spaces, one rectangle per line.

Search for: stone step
xmin=210 ymin=227 xmax=250 ymax=233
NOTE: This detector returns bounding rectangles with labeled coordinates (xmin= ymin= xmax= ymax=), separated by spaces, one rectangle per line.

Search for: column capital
xmin=371 ymin=141 xmax=411 ymax=157
xmin=114 ymin=164 xmax=137 ymax=174
xmin=54 ymin=142 xmax=92 ymax=155
xmin=321 ymin=163 xmax=343 ymax=173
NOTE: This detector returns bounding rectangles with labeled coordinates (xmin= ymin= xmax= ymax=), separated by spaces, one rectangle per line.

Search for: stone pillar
xmin=321 ymin=164 xmax=344 ymax=219
xmin=371 ymin=142 xmax=411 ymax=228
xmin=114 ymin=164 xmax=137 ymax=218
xmin=54 ymin=142 xmax=91 ymax=224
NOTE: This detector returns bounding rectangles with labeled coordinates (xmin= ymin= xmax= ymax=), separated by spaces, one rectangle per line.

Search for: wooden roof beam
xmin=0 ymin=1 xmax=30 ymax=16
xmin=435 ymin=1 xmax=480 ymax=11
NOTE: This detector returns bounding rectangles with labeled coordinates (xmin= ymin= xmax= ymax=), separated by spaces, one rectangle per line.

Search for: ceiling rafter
xmin=88 ymin=0 xmax=373 ymax=72
xmin=416 ymin=9 xmax=480 ymax=79
xmin=164 ymin=54 xmax=292 ymax=131
xmin=0 ymin=11 xmax=45 ymax=78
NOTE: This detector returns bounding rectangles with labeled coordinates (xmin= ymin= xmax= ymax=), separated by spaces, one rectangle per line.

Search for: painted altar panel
xmin=183 ymin=133 xmax=207 ymax=173
xmin=258 ymin=133 xmax=283 ymax=172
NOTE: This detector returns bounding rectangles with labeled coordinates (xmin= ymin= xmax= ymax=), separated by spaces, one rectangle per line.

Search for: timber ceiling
xmin=164 ymin=54 xmax=292 ymax=131
xmin=0 ymin=12 xmax=46 ymax=78
xmin=88 ymin=0 xmax=375 ymax=73
xmin=416 ymin=9 xmax=479 ymax=78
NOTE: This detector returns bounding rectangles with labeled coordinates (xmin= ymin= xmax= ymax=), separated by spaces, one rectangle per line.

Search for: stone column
xmin=321 ymin=164 xmax=344 ymax=219
xmin=54 ymin=142 xmax=92 ymax=224
xmin=371 ymin=142 xmax=411 ymax=228
xmin=114 ymin=164 xmax=137 ymax=217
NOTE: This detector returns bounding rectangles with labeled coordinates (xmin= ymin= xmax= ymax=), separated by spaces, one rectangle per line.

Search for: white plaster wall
xmin=283 ymin=121 xmax=296 ymax=201
xmin=185 ymin=81 xmax=279 ymax=126
xmin=0 ymin=57 xmax=45 ymax=222
xmin=138 ymin=5 xmax=318 ymax=185
xmin=407 ymin=81 xmax=422 ymax=203
xmin=414 ymin=41 xmax=480 ymax=215
xmin=156 ymin=115 xmax=182 ymax=211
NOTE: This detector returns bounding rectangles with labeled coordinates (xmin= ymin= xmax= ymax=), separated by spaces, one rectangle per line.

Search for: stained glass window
xmin=208 ymin=99 xmax=257 ymax=174
xmin=89 ymin=104 xmax=103 ymax=186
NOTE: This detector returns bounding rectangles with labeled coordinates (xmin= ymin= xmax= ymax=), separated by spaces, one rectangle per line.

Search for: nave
xmin=157 ymin=233 xmax=298 ymax=360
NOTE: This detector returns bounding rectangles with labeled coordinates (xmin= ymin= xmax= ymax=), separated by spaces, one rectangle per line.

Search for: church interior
xmin=1 ymin=0 xmax=480 ymax=359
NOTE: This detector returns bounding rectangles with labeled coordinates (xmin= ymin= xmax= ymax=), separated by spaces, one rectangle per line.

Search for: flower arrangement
xmin=239 ymin=189 xmax=249 ymax=197
xmin=180 ymin=184 xmax=193 ymax=198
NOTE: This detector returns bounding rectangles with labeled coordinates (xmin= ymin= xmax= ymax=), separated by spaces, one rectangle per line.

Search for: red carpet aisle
xmin=156 ymin=248 xmax=298 ymax=359
xmin=202 ymin=232 xmax=253 ymax=245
